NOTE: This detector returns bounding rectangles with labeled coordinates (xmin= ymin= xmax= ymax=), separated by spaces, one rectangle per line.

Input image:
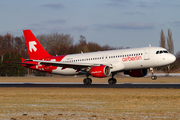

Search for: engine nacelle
xmin=90 ymin=65 xmax=111 ymax=78
xmin=124 ymin=69 xmax=148 ymax=77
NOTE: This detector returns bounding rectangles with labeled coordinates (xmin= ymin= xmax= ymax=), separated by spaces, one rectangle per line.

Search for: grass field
xmin=0 ymin=77 xmax=180 ymax=120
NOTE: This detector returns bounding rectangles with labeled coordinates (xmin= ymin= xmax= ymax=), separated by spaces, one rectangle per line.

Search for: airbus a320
xmin=9 ymin=30 xmax=176 ymax=85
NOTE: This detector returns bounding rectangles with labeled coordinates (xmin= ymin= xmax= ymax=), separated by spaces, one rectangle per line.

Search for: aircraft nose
xmin=169 ymin=54 xmax=176 ymax=63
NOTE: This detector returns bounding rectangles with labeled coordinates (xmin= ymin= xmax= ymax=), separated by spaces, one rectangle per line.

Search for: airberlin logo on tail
xmin=29 ymin=41 xmax=37 ymax=52
xmin=122 ymin=56 xmax=142 ymax=62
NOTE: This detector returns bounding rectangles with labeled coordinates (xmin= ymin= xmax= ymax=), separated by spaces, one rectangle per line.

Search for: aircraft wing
xmin=32 ymin=60 xmax=112 ymax=69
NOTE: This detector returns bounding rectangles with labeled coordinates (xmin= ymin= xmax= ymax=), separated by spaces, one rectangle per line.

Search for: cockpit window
xmin=163 ymin=50 xmax=168 ymax=53
xmin=156 ymin=50 xmax=169 ymax=54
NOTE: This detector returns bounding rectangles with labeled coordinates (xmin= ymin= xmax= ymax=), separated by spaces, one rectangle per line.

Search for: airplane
xmin=9 ymin=29 xmax=176 ymax=85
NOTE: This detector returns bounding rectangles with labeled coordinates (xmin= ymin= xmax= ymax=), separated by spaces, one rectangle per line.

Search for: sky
xmin=1 ymin=0 xmax=180 ymax=54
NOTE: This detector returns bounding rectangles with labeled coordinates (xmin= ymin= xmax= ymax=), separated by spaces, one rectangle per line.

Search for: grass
xmin=0 ymin=77 xmax=180 ymax=119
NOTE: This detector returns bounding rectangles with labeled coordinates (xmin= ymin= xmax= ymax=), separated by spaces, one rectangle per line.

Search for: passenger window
xmin=156 ymin=51 xmax=159 ymax=54
xmin=160 ymin=51 xmax=163 ymax=54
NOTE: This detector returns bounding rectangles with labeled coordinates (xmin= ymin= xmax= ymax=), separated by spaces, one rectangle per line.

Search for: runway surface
xmin=0 ymin=83 xmax=180 ymax=88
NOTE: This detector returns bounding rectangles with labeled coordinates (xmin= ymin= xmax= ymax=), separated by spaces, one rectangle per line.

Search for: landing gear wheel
xmin=108 ymin=72 xmax=117 ymax=85
xmin=88 ymin=78 xmax=92 ymax=85
xmin=150 ymin=68 xmax=157 ymax=80
xmin=151 ymin=75 xmax=157 ymax=80
xmin=83 ymin=78 xmax=92 ymax=85
xmin=108 ymin=78 xmax=117 ymax=85
xmin=83 ymin=78 xmax=88 ymax=85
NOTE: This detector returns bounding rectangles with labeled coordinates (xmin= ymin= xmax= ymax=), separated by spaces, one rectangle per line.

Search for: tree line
xmin=0 ymin=29 xmax=179 ymax=76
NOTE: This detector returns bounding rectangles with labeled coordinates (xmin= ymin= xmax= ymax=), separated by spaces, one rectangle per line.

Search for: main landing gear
xmin=83 ymin=78 xmax=92 ymax=85
xmin=150 ymin=68 xmax=157 ymax=80
xmin=83 ymin=74 xmax=92 ymax=85
xmin=83 ymin=73 xmax=117 ymax=85
xmin=108 ymin=72 xmax=117 ymax=85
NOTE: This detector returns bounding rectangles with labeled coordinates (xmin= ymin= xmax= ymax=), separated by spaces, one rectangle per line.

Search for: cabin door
xmin=144 ymin=48 xmax=150 ymax=60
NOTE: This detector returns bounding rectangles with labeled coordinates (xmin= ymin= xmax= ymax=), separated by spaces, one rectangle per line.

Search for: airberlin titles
xmin=122 ymin=56 xmax=142 ymax=62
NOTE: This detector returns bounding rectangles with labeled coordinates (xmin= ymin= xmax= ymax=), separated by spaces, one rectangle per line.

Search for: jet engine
xmin=124 ymin=69 xmax=148 ymax=77
xmin=90 ymin=65 xmax=111 ymax=77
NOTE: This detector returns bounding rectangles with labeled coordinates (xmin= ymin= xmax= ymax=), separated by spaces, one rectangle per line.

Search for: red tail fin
xmin=23 ymin=30 xmax=51 ymax=60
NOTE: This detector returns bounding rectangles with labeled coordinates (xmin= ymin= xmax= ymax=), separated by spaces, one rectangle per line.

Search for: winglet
xmin=23 ymin=30 xmax=52 ymax=60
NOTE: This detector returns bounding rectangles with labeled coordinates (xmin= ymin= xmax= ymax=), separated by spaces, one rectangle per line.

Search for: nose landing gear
xmin=150 ymin=68 xmax=157 ymax=80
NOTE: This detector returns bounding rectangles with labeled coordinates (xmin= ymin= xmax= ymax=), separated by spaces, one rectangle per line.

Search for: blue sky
xmin=1 ymin=0 xmax=180 ymax=53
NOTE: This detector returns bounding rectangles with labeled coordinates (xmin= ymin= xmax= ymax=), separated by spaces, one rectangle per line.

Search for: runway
xmin=0 ymin=83 xmax=180 ymax=88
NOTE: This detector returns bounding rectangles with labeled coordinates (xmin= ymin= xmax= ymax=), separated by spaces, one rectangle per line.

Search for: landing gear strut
xmin=108 ymin=72 xmax=117 ymax=85
xmin=150 ymin=68 xmax=157 ymax=80
xmin=83 ymin=74 xmax=92 ymax=85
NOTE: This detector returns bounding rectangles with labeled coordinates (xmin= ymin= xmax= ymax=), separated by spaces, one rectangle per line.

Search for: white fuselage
xmin=51 ymin=47 xmax=176 ymax=75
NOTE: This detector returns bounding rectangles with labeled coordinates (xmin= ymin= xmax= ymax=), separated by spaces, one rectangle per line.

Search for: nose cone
xmin=169 ymin=54 xmax=176 ymax=64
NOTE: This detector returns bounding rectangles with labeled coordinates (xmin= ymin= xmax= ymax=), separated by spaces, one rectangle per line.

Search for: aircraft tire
xmin=83 ymin=78 xmax=92 ymax=85
xmin=108 ymin=78 xmax=117 ymax=85
xmin=114 ymin=79 xmax=117 ymax=84
xmin=151 ymin=75 xmax=157 ymax=80
xmin=87 ymin=78 xmax=92 ymax=85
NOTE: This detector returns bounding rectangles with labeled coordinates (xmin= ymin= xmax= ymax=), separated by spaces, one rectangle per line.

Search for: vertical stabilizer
xmin=23 ymin=30 xmax=51 ymax=60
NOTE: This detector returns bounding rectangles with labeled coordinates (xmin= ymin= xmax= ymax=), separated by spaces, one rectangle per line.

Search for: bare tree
xmin=77 ymin=35 xmax=89 ymax=53
xmin=37 ymin=33 xmax=73 ymax=55
xmin=3 ymin=33 xmax=11 ymax=50
xmin=166 ymin=28 xmax=174 ymax=76
xmin=14 ymin=37 xmax=23 ymax=55
xmin=167 ymin=28 xmax=174 ymax=54
xmin=159 ymin=29 xmax=166 ymax=48
xmin=87 ymin=42 xmax=102 ymax=52
xmin=0 ymin=35 xmax=4 ymax=62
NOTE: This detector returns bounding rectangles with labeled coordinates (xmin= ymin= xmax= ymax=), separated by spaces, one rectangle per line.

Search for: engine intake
xmin=124 ymin=69 xmax=148 ymax=77
xmin=90 ymin=65 xmax=111 ymax=78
